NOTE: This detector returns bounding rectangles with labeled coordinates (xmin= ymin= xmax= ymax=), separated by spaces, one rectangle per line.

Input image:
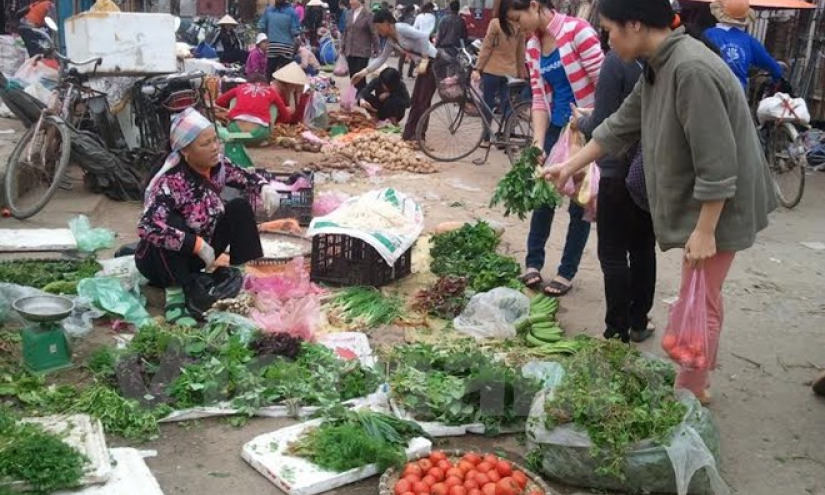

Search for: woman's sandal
xmin=697 ymin=389 xmax=712 ymax=406
xmin=543 ymin=279 xmax=572 ymax=297
xmin=518 ymin=271 xmax=543 ymax=290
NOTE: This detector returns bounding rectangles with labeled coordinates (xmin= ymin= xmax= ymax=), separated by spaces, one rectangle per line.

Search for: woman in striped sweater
xmin=500 ymin=0 xmax=604 ymax=297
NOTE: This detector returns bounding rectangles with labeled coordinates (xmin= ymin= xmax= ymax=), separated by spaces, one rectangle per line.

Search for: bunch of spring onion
xmin=325 ymin=287 xmax=404 ymax=329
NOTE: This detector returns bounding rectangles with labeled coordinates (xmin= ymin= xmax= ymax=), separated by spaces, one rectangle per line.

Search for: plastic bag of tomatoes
xmin=383 ymin=450 xmax=552 ymax=495
xmin=662 ymin=268 xmax=713 ymax=371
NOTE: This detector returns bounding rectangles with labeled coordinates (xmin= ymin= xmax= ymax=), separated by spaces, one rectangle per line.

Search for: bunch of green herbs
xmin=490 ymin=146 xmax=562 ymax=219
xmin=0 ymin=408 xmax=88 ymax=494
xmin=326 ymin=287 xmax=404 ymax=329
xmin=429 ymin=222 xmax=521 ymax=292
xmin=388 ymin=340 xmax=541 ymax=433
xmin=544 ymin=339 xmax=687 ymax=478
xmin=0 ymin=258 xmax=101 ymax=295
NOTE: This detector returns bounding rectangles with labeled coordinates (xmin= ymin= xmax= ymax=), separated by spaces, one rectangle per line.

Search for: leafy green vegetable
xmin=0 ymin=258 xmax=101 ymax=295
xmin=326 ymin=287 xmax=404 ymax=329
xmin=490 ymin=146 xmax=562 ymax=219
xmin=413 ymin=276 xmax=468 ymax=319
xmin=430 ymin=222 xmax=521 ymax=292
xmin=0 ymin=408 xmax=88 ymax=494
xmin=69 ymin=386 xmax=164 ymax=441
xmin=544 ymin=339 xmax=687 ymax=478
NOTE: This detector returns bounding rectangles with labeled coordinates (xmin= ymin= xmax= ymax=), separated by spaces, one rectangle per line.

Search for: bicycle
xmin=3 ymin=23 xmax=103 ymax=219
xmin=752 ymin=74 xmax=808 ymax=209
xmin=415 ymin=55 xmax=532 ymax=166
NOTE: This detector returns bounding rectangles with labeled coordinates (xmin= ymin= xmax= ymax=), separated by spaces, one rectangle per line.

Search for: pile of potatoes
xmin=320 ymin=132 xmax=437 ymax=174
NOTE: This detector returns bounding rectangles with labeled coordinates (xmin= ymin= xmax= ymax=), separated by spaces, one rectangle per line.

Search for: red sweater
xmin=216 ymin=83 xmax=290 ymax=126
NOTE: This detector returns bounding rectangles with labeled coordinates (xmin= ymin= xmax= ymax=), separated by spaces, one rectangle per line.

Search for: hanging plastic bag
xmin=69 ymin=215 xmax=116 ymax=253
xmin=576 ymin=162 xmax=600 ymax=222
xmin=303 ymin=90 xmax=329 ymax=130
xmin=339 ymin=85 xmax=357 ymax=112
xmin=13 ymin=56 xmax=59 ymax=89
xmin=662 ymin=268 xmax=711 ymax=371
xmin=453 ymin=287 xmax=530 ymax=339
xmin=333 ymin=55 xmax=349 ymax=77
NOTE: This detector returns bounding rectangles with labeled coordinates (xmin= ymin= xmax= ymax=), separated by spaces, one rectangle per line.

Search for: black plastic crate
xmin=310 ymin=234 xmax=413 ymax=287
xmin=257 ymin=170 xmax=314 ymax=225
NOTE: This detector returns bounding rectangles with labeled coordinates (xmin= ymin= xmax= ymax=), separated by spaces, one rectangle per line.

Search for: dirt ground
xmin=1 ymin=105 xmax=824 ymax=495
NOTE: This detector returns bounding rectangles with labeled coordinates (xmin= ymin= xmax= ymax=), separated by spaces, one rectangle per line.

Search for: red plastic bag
xmin=662 ymin=268 xmax=711 ymax=371
xmin=340 ymin=85 xmax=357 ymax=113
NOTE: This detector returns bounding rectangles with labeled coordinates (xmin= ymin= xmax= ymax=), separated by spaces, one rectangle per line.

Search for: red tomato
xmin=428 ymin=467 xmax=445 ymax=482
xmin=419 ymin=459 xmax=434 ymax=472
xmin=486 ymin=470 xmax=501 ymax=483
xmin=437 ymin=460 xmax=453 ymax=472
xmin=474 ymin=473 xmax=490 ymax=486
xmin=404 ymin=464 xmax=424 ymax=478
xmin=431 ymin=483 xmax=449 ymax=495
xmin=463 ymin=478 xmax=480 ymax=490
xmin=404 ymin=474 xmax=422 ymax=485
xmin=430 ymin=451 xmax=448 ymax=463
xmin=446 ymin=468 xmax=464 ymax=480
xmin=422 ymin=475 xmax=437 ymax=487
xmin=511 ymin=471 xmax=528 ymax=488
xmin=457 ymin=460 xmax=474 ymax=473
xmin=526 ymin=492 xmax=544 ymax=495
xmin=494 ymin=479 xmax=518 ymax=495
xmin=468 ymin=490 xmax=483 ymax=495
xmin=695 ymin=355 xmax=708 ymax=369
xmin=476 ymin=462 xmax=493 ymax=474
xmin=445 ymin=476 xmax=463 ymax=488
xmin=481 ymin=483 xmax=497 ymax=495
xmin=401 ymin=492 xmax=416 ymax=495
xmin=395 ymin=479 xmax=412 ymax=495
xmin=495 ymin=461 xmax=512 ymax=477
xmin=661 ymin=333 xmax=677 ymax=351
xmin=483 ymin=454 xmax=498 ymax=466
xmin=449 ymin=487 xmax=468 ymax=495
xmin=463 ymin=453 xmax=482 ymax=466
xmin=412 ymin=481 xmax=431 ymax=494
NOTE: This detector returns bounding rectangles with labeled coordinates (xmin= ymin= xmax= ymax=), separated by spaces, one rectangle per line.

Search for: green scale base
xmin=21 ymin=324 xmax=73 ymax=375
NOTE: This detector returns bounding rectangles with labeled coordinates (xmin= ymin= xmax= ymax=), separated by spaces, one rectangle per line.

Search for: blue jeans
xmin=480 ymin=73 xmax=511 ymax=141
xmin=525 ymin=125 xmax=591 ymax=280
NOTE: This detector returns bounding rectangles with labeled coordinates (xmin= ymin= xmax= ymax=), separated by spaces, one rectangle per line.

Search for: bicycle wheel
xmin=503 ymin=101 xmax=533 ymax=165
xmin=417 ymin=100 xmax=485 ymax=162
xmin=768 ymin=123 xmax=805 ymax=208
xmin=4 ymin=115 xmax=72 ymax=219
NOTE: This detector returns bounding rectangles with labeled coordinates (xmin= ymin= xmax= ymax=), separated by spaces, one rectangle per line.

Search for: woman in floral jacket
xmin=136 ymin=109 xmax=275 ymax=321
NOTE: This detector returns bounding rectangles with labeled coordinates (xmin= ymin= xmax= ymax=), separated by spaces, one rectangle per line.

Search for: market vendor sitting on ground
xmin=271 ymin=61 xmax=312 ymax=124
xmin=211 ymin=15 xmax=247 ymax=65
xmin=136 ymin=109 xmax=278 ymax=324
xmin=215 ymin=74 xmax=299 ymax=146
xmin=357 ymin=67 xmax=410 ymax=124
xmin=246 ymin=33 xmax=270 ymax=81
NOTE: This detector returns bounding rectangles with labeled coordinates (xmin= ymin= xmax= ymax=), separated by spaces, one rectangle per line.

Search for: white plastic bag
xmin=13 ymin=56 xmax=59 ymax=89
xmin=0 ymin=35 xmax=26 ymax=77
xmin=333 ymin=55 xmax=349 ymax=77
xmin=453 ymin=288 xmax=530 ymax=339
xmin=757 ymin=92 xmax=810 ymax=124
xmin=302 ymin=90 xmax=329 ymax=130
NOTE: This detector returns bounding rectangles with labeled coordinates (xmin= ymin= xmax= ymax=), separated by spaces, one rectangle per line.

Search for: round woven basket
xmin=249 ymin=232 xmax=312 ymax=267
xmin=378 ymin=449 xmax=554 ymax=495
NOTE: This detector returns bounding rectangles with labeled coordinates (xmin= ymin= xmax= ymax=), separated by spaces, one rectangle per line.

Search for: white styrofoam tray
xmin=241 ymin=418 xmax=431 ymax=495
xmin=55 ymin=448 xmax=164 ymax=495
xmin=1 ymin=414 xmax=112 ymax=491
xmin=389 ymin=399 xmax=525 ymax=437
xmin=0 ymin=228 xmax=77 ymax=252
xmin=158 ymin=332 xmax=378 ymax=422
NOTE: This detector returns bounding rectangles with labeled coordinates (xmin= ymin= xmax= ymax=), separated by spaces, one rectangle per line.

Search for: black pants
xmin=135 ymin=198 xmax=263 ymax=289
xmin=402 ymin=60 xmax=436 ymax=141
xmin=267 ymin=56 xmax=293 ymax=81
xmin=397 ymin=53 xmax=415 ymax=78
xmin=596 ymin=176 xmax=657 ymax=333
xmin=347 ymin=56 xmax=369 ymax=93
xmin=18 ymin=26 xmax=46 ymax=58
xmin=365 ymin=94 xmax=407 ymax=123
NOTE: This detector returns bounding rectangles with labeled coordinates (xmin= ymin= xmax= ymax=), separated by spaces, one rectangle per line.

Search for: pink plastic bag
xmin=340 ymin=85 xmax=357 ymax=112
xmin=662 ymin=269 xmax=711 ymax=371
xmin=249 ymin=295 xmax=320 ymax=341
xmin=545 ymin=125 xmax=599 ymax=220
xmin=312 ymin=191 xmax=350 ymax=217
xmin=333 ymin=55 xmax=349 ymax=77
xmin=577 ymin=162 xmax=600 ymax=222
xmin=244 ymin=258 xmax=323 ymax=300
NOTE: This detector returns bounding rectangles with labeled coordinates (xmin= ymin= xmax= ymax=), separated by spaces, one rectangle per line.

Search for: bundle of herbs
xmin=387 ymin=341 xmax=541 ymax=433
xmin=429 ymin=222 xmax=521 ymax=292
xmin=0 ymin=408 xmax=88 ymax=493
xmin=287 ymin=406 xmax=428 ymax=472
xmin=0 ymin=258 xmax=101 ymax=295
xmin=490 ymin=146 xmax=562 ymax=219
xmin=325 ymin=287 xmax=404 ymax=329
xmin=544 ymin=339 xmax=687 ymax=477
xmin=412 ymin=276 xmax=468 ymax=319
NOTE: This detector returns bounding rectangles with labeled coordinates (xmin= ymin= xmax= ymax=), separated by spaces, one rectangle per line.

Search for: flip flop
xmin=518 ymin=271 xmax=543 ymax=290
xmin=543 ymin=279 xmax=572 ymax=297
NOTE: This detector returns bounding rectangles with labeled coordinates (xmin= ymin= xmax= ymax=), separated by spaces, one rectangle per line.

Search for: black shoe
xmin=630 ymin=318 xmax=656 ymax=343
xmin=604 ymin=327 xmax=630 ymax=344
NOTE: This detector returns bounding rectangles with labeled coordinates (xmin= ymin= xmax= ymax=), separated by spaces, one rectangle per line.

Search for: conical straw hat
xmin=218 ymin=15 xmax=238 ymax=25
xmin=273 ymin=62 xmax=309 ymax=86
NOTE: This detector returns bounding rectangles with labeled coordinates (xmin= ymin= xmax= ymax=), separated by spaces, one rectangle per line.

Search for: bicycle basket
xmin=163 ymin=90 xmax=200 ymax=112
xmin=433 ymin=58 xmax=467 ymax=103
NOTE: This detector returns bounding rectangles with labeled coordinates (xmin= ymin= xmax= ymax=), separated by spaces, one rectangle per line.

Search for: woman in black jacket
xmin=356 ymin=67 xmax=410 ymax=124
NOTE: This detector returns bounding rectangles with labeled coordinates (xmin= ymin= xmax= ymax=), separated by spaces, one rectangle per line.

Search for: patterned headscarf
xmin=144 ymin=108 xmax=214 ymax=205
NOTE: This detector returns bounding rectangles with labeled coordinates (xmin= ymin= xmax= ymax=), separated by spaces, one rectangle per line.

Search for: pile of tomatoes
xmin=661 ymin=333 xmax=709 ymax=370
xmin=392 ymin=451 xmax=544 ymax=495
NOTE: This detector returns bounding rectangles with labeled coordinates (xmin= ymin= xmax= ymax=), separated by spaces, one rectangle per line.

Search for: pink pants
xmin=674 ymin=252 xmax=736 ymax=396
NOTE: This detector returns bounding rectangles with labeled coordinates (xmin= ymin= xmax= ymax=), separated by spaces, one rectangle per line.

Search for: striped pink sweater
xmin=526 ymin=12 xmax=604 ymax=113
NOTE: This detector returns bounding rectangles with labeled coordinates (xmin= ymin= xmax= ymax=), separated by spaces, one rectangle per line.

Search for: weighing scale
xmin=12 ymin=295 xmax=75 ymax=374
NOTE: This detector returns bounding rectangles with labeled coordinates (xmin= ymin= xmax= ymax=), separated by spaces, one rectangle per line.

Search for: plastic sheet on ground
xmin=526 ymin=364 xmax=730 ymax=495
xmin=453 ymin=287 xmax=530 ymax=339
xmin=241 ymin=417 xmax=431 ymax=495
xmin=158 ymin=333 xmax=379 ymax=423
xmin=77 ymin=277 xmax=152 ymax=328
xmin=307 ymin=188 xmax=424 ymax=266
xmin=55 ymin=448 xmax=164 ymax=495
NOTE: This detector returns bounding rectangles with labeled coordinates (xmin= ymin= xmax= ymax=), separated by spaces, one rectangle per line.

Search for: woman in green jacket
xmin=545 ymin=0 xmax=776 ymax=404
